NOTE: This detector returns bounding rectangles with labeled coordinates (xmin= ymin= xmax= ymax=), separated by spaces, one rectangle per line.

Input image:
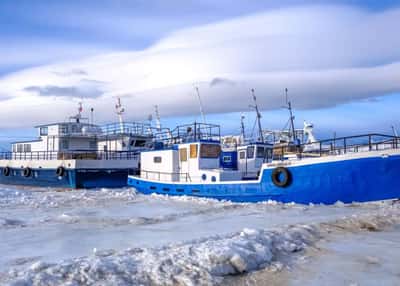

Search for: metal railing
xmin=154 ymin=122 xmax=221 ymax=147
xmin=100 ymin=122 xmax=154 ymax=137
xmin=0 ymin=150 xmax=140 ymax=161
xmin=273 ymin=134 xmax=400 ymax=160
xmin=141 ymin=169 xmax=192 ymax=182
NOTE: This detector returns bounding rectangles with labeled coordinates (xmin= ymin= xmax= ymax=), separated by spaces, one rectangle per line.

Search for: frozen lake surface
xmin=0 ymin=185 xmax=399 ymax=285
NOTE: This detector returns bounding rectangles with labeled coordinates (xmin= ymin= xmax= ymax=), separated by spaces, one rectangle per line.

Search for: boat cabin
xmin=237 ymin=143 xmax=273 ymax=178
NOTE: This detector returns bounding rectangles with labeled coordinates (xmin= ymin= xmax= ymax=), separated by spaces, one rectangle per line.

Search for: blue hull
xmin=128 ymin=154 xmax=400 ymax=204
xmin=0 ymin=167 xmax=136 ymax=189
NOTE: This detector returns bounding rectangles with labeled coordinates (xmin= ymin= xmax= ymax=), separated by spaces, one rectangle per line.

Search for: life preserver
xmin=3 ymin=167 xmax=10 ymax=176
xmin=271 ymin=167 xmax=291 ymax=187
xmin=56 ymin=166 xmax=65 ymax=177
xmin=23 ymin=167 xmax=32 ymax=177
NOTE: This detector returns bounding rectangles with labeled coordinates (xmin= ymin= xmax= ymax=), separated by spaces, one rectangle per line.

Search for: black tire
xmin=3 ymin=167 xmax=10 ymax=176
xmin=56 ymin=166 xmax=65 ymax=177
xmin=271 ymin=167 xmax=292 ymax=187
xmin=23 ymin=167 xmax=32 ymax=177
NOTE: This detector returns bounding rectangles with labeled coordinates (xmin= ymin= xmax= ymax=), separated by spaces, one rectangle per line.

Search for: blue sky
xmin=0 ymin=0 xmax=400 ymax=148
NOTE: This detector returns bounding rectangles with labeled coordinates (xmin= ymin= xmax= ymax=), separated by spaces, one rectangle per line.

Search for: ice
xmin=1 ymin=185 xmax=400 ymax=285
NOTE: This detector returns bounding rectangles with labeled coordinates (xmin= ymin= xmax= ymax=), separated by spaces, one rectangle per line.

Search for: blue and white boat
xmin=128 ymin=122 xmax=400 ymax=204
xmin=0 ymin=101 xmax=154 ymax=188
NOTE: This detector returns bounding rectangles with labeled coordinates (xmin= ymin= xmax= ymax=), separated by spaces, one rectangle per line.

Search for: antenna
xmin=195 ymin=86 xmax=206 ymax=124
xmin=154 ymin=105 xmax=161 ymax=131
xmin=285 ymin=88 xmax=296 ymax=141
xmin=249 ymin=88 xmax=264 ymax=142
xmin=115 ymin=97 xmax=125 ymax=133
xmin=392 ymin=125 xmax=399 ymax=137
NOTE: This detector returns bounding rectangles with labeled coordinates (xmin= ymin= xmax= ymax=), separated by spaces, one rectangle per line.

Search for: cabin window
xmin=153 ymin=156 xmax=162 ymax=163
xmin=23 ymin=144 xmax=31 ymax=152
xmin=247 ymin=146 xmax=255 ymax=159
xmin=223 ymin=156 xmax=232 ymax=163
xmin=200 ymin=144 xmax=221 ymax=158
xmin=59 ymin=125 xmax=68 ymax=135
xmin=39 ymin=127 xmax=48 ymax=136
xmin=71 ymin=124 xmax=79 ymax=134
xmin=239 ymin=151 xmax=245 ymax=159
xmin=256 ymin=146 xmax=266 ymax=158
xmin=12 ymin=145 xmax=16 ymax=152
xmin=190 ymin=144 xmax=198 ymax=158
xmin=61 ymin=139 xmax=69 ymax=150
xmin=135 ymin=140 xmax=146 ymax=147
xmin=180 ymin=148 xmax=188 ymax=161
xmin=17 ymin=144 xmax=23 ymax=152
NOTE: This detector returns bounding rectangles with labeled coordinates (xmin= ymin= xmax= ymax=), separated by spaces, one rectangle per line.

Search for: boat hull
xmin=0 ymin=167 xmax=136 ymax=189
xmin=128 ymin=153 xmax=400 ymax=204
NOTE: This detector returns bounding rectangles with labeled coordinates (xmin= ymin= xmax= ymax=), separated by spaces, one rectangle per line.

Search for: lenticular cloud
xmin=0 ymin=5 xmax=400 ymax=127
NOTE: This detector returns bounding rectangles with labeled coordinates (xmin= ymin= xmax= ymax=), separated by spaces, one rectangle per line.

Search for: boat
xmin=127 ymin=121 xmax=400 ymax=204
xmin=0 ymin=101 xmax=154 ymax=188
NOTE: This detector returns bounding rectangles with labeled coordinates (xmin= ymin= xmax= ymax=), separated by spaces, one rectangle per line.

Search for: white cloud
xmin=0 ymin=5 xmax=400 ymax=128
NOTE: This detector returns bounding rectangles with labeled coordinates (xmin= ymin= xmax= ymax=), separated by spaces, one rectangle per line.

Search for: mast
xmin=74 ymin=102 xmax=83 ymax=123
xmin=115 ymin=97 xmax=125 ymax=133
xmin=240 ymin=113 xmax=246 ymax=142
xmin=154 ymin=105 xmax=162 ymax=131
xmin=90 ymin=107 xmax=94 ymax=125
xmin=249 ymin=88 xmax=264 ymax=142
xmin=285 ymin=88 xmax=296 ymax=141
xmin=392 ymin=125 xmax=399 ymax=137
xmin=195 ymin=86 xmax=206 ymax=124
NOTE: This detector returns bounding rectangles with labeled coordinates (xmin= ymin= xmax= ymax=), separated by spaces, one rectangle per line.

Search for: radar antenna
xmin=249 ymin=89 xmax=264 ymax=142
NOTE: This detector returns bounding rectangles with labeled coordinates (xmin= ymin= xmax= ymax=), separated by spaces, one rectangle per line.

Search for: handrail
xmin=273 ymin=134 xmax=400 ymax=160
xmin=140 ymin=169 xmax=192 ymax=182
xmin=0 ymin=150 xmax=140 ymax=161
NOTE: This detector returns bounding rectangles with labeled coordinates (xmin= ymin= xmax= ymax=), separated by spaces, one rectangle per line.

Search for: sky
xmin=0 ymin=0 xmax=400 ymax=147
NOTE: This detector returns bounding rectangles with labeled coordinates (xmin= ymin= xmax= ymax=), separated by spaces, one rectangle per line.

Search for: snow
xmin=0 ymin=185 xmax=400 ymax=285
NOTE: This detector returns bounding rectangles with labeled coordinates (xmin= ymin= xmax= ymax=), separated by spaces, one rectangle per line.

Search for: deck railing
xmin=0 ymin=150 xmax=140 ymax=161
xmin=140 ymin=169 xmax=192 ymax=182
xmin=273 ymin=134 xmax=400 ymax=160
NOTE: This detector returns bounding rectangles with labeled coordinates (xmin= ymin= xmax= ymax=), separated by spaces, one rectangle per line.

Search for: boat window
xmin=200 ymin=144 xmax=221 ymax=158
xmin=71 ymin=124 xmax=79 ymax=134
xmin=239 ymin=151 xmax=246 ymax=159
xmin=59 ymin=125 xmax=68 ymax=135
xmin=190 ymin=144 xmax=198 ymax=158
xmin=256 ymin=146 xmax=266 ymax=158
xmin=180 ymin=148 xmax=188 ymax=161
xmin=247 ymin=146 xmax=255 ymax=159
xmin=39 ymin=127 xmax=48 ymax=136
xmin=153 ymin=156 xmax=162 ymax=163
xmin=17 ymin=144 xmax=23 ymax=152
xmin=135 ymin=140 xmax=146 ymax=147
xmin=23 ymin=144 xmax=31 ymax=152
xmin=223 ymin=156 xmax=232 ymax=163
xmin=12 ymin=145 xmax=16 ymax=152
